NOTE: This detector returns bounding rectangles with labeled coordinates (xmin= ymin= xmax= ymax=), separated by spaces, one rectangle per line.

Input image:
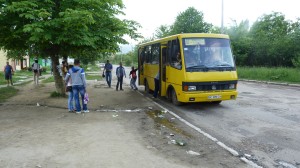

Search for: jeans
xmin=130 ymin=77 xmax=138 ymax=90
xmin=153 ymin=78 xmax=159 ymax=98
xmin=116 ymin=76 xmax=123 ymax=90
xmin=105 ymin=71 xmax=112 ymax=87
xmin=72 ymin=85 xmax=87 ymax=112
xmin=68 ymin=91 xmax=74 ymax=111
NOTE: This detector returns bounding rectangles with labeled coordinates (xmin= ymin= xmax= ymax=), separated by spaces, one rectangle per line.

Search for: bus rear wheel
xmin=171 ymin=89 xmax=182 ymax=106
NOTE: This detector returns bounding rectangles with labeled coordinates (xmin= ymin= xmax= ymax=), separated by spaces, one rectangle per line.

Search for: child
xmin=129 ymin=66 xmax=138 ymax=90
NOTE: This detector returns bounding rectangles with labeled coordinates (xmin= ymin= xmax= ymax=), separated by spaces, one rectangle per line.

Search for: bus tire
xmin=171 ymin=89 xmax=182 ymax=106
xmin=145 ymin=80 xmax=150 ymax=93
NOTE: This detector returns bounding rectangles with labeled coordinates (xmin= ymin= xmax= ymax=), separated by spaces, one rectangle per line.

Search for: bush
xmin=292 ymin=54 xmax=300 ymax=68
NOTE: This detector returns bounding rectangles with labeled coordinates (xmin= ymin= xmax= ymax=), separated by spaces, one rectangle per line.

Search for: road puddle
xmin=147 ymin=110 xmax=192 ymax=138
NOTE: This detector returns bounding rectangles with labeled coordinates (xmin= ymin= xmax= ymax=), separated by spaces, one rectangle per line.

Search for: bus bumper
xmin=179 ymin=91 xmax=238 ymax=103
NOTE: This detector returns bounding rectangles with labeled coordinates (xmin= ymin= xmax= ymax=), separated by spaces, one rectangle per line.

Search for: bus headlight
xmin=188 ymin=86 xmax=197 ymax=91
xmin=229 ymin=84 xmax=235 ymax=89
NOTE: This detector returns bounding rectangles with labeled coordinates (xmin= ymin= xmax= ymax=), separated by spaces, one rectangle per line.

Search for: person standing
xmin=32 ymin=59 xmax=40 ymax=85
xmin=66 ymin=64 xmax=75 ymax=112
xmin=129 ymin=66 xmax=138 ymax=90
xmin=103 ymin=60 xmax=113 ymax=87
xmin=65 ymin=59 xmax=89 ymax=113
xmin=116 ymin=62 xmax=126 ymax=91
xmin=3 ymin=62 xmax=14 ymax=86
xmin=153 ymin=72 xmax=160 ymax=98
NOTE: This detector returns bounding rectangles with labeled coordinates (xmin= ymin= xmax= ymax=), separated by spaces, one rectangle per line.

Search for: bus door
xmin=160 ymin=46 xmax=167 ymax=96
xmin=138 ymin=47 xmax=144 ymax=85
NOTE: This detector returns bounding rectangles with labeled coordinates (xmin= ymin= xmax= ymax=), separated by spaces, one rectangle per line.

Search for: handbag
xmin=84 ymin=92 xmax=89 ymax=104
xmin=66 ymin=86 xmax=72 ymax=92
xmin=102 ymin=72 xmax=105 ymax=78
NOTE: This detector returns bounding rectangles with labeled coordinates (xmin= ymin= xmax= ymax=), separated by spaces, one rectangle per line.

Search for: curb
xmin=239 ymin=79 xmax=300 ymax=88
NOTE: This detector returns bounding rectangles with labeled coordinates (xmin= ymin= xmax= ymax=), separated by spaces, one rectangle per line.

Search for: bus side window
xmin=151 ymin=43 xmax=159 ymax=64
xmin=145 ymin=45 xmax=152 ymax=63
xmin=166 ymin=41 xmax=172 ymax=65
xmin=171 ymin=39 xmax=181 ymax=69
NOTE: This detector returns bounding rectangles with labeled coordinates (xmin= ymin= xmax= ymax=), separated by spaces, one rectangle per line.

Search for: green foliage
xmin=225 ymin=12 xmax=300 ymax=68
xmin=292 ymin=54 xmax=300 ymax=68
xmin=0 ymin=0 xmax=141 ymax=94
xmin=155 ymin=25 xmax=171 ymax=38
xmin=0 ymin=0 xmax=141 ymax=61
xmin=170 ymin=7 xmax=212 ymax=34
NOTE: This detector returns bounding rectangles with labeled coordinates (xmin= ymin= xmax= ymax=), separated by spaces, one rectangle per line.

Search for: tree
xmin=249 ymin=12 xmax=292 ymax=66
xmin=154 ymin=25 xmax=171 ymax=38
xmin=226 ymin=20 xmax=251 ymax=66
xmin=0 ymin=0 xmax=141 ymax=94
xmin=170 ymin=7 xmax=212 ymax=34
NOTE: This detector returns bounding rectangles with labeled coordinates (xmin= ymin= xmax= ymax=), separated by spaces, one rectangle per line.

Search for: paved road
xmin=151 ymin=81 xmax=300 ymax=168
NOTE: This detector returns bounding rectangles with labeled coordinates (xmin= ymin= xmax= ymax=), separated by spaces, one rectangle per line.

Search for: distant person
xmin=174 ymin=52 xmax=182 ymax=68
xmin=116 ymin=62 xmax=126 ymax=91
xmin=3 ymin=62 xmax=14 ymax=86
xmin=153 ymin=72 xmax=160 ymax=98
xmin=62 ymin=60 xmax=68 ymax=77
xmin=103 ymin=60 xmax=113 ymax=87
xmin=129 ymin=66 xmax=138 ymax=90
xmin=205 ymin=42 xmax=222 ymax=65
xmin=65 ymin=59 xmax=89 ymax=113
xmin=66 ymin=64 xmax=75 ymax=112
xmin=50 ymin=62 xmax=53 ymax=75
xmin=31 ymin=59 xmax=40 ymax=85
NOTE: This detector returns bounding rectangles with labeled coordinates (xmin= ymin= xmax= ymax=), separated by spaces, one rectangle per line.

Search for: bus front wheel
xmin=171 ymin=89 xmax=182 ymax=106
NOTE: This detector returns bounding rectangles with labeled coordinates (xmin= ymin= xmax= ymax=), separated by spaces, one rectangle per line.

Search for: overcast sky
xmin=121 ymin=0 xmax=299 ymax=45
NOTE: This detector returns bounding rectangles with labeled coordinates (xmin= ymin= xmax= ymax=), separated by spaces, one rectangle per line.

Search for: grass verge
xmin=0 ymin=87 xmax=19 ymax=103
xmin=237 ymin=67 xmax=300 ymax=83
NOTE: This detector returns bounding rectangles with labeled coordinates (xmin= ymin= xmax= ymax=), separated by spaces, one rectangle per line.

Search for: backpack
xmin=32 ymin=63 xmax=40 ymax=73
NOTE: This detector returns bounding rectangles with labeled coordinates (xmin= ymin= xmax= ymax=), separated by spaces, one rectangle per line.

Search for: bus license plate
xmin=208 ymin=95 xmax=221 ymax=99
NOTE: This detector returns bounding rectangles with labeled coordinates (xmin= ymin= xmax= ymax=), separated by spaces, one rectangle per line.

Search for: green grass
xmin=86 ymin=74 xmax=102 ymax=80
xmin=0 ymin=87 xmax=19 ymax=103
xmin=237 ymin=67 xmax=300 ymax=83
xmin=42 ymin=76 xmax=55 ymax=83
xmin=0 ymin=70 xmax=32 ymax=85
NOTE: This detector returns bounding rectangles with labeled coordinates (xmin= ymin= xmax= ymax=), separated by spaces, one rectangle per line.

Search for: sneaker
xmin=76 ymin=111 xmax=81 ymax=114
xmin=84 ymin=110 xmax=89 ymax=113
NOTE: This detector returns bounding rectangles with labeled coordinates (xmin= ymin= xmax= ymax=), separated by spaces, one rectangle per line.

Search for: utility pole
xmin=221 ymin=0 xmax=224 ymax=33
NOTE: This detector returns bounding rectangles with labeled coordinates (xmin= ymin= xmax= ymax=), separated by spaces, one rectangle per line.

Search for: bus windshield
xmin=182 ymin=38 xmax=235 ymax=71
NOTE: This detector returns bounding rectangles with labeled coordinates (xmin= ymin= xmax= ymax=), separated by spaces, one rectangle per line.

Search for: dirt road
xmin=0 ymin=75 xmax=249 ymax=168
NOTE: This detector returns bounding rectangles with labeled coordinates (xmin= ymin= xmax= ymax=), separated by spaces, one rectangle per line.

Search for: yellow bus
xmin=138 ymin=33 xmax=238 ymax=105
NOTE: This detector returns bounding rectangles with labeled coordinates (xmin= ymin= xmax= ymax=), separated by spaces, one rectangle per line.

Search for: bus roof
xmin=139 ymin=33 xmax=230 ymax=47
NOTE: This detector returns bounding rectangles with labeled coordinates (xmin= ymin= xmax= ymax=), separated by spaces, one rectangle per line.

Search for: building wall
xmin=0 ymin=49 xmax=8 ymax=70
xmin=0 ymin=49 xmax=30 ymax=70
